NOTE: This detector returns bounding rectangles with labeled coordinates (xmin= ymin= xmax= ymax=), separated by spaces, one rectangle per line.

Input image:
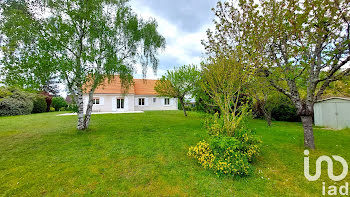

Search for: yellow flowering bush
xmin=215 ymin=150 xmax=252 ymax=175
xmin=235 ymin=128 xmax=262 ymax=162
xmin=189 ymin=111 xmax=261 ymax=176
xmin=188 ymin=140 xmax=215 ymax=169
xmin=188 ymin=135 xmax=258 ymax=176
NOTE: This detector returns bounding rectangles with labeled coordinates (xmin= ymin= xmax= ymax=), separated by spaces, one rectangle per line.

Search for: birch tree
xmin=0 ymin=0 xmax=165 ymax=130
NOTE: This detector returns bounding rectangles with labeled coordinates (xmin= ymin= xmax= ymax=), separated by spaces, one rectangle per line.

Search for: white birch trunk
xmin=76 ymin=88 xmax=85 ymax=130
xmin=83 ymin=91 xmax=94 ymax=129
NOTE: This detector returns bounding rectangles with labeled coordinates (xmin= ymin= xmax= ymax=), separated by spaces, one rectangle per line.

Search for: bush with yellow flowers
xmin=188 ymin=140 xmax=215 ymax=169
xmin=189 ymin=110 xmax=261 ymax=176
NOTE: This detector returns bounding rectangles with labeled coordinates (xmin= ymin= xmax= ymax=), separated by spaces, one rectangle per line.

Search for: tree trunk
xmin=179 ymin=97 xmax=187 ymax=116
xmin=300 ymin=115 xmax=315 ymax=149
xmin=263 ymin=110 xmax=272 ymax=126
xmin=83 ymin=91 xmax=94 ymax=129
xmin=76 ymin=88 xmax=85 ymax=130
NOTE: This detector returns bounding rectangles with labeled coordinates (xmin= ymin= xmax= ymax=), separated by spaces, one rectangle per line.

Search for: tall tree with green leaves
xmin=0 ymin=0 xmax=165 ymax=130
xmin=204 ymin=0 xmax=350 ymax=149
xmin=201 ymin=54 xmax=256 ymax=136
xmin=154 ymin=65 xmax=200 ymax=116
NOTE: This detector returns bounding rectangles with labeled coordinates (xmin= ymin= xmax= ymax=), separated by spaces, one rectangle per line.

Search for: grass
xmin=0 ymin=111 xmax=349 ymax=196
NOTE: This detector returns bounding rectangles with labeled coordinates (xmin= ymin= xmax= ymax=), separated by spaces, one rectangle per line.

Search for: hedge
xmin=0 ymin=87 xmax=34 ymax=116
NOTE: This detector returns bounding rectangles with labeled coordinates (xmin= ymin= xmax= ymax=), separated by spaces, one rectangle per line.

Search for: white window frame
xmin=164 ymin=98 xmax=170 ymax=106
xmin=153 ymin=97 xmax=157 ymax=103
xmin=138 ymin=98 xmax=145 ymax=106
xmin=93 ymin=97 xmax=100 ymax=105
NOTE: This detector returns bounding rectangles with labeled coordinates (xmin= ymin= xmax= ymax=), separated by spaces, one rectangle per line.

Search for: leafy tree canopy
xmin=0 ymin=0 xmax=165 ymax=129
xmin=155 ymin=65 xmax=200 ymax=116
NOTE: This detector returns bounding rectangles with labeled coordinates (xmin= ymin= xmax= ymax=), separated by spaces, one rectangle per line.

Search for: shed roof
xmin=316 ymin=97 xmax=350 ymax=103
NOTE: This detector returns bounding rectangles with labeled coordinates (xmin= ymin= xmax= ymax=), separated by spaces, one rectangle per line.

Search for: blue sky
xmin=130 ymin=0 xmax=217 ymax=79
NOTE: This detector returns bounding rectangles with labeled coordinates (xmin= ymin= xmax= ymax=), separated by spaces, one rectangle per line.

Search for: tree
xmin=201 ymin=54 xmax=255 ymax=136
xmin=247 ymin=75 xmax=275 ymax=126
xmin=154 ymin=65 xmax=200 ymax=116
xmin=51 ymin=96 xmax=67 ymax=111
xmin=1 ymin=0 xmax=165 ymax=130
xmin=204 ymin=0 xmax=350 ymax=149
xmin=41 ymin=76 xmax=61 ymax=97
xmin=323 ymin=75 xmax=350 ymax=98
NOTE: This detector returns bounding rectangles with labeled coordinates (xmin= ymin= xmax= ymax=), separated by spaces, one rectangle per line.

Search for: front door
xmin=117 ymin=98 xmax=124 ymax=111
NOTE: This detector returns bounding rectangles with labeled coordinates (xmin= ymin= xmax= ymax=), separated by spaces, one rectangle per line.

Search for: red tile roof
xmin=90 ymin=76 xmax=158 ymax=95
xmin=134 ymin=79 xmax=158 ymax=95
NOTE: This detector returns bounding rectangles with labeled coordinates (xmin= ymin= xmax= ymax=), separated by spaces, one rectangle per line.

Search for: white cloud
xmin=129 ymin=0 xmax=211 ymax=79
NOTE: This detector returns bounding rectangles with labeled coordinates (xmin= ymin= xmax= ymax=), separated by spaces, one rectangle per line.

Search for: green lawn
xmin=0 ymin=111 xmax=349 ymax=196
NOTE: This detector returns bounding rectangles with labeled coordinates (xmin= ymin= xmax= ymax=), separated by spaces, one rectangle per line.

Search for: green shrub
xmin=0 ymin=87 xmax=12 ymax=98
xmin=252 ymin=94 xmax=300 ymax=122
xmin=66 ymin=104 xmax=79 ymax=113
xmin=271 ymin=103 xmax=300 ymax=122
xmin=189 ymin=110 xmax=261 ymax=177
xmin=188 ymin=131 xmax=260 ymax=176
xmin=203 ymin=112 xmax=224 ymax=136
xmin=49 ymin=107 xmax=55 ymax=112
xmin=51 ymin=97 xmax=67 ymax=111
xmin=32 ymin=95 xmax=47 ymax=113
xmin=204 ymin=105 xmax=251 ymax=137
xmin=41 ymin=92 xmax=52 ymax=112
xmin=0 ymin=87 xmax=33 ymax=116
xmin=188 ymin=140 xmax=215 ymax=169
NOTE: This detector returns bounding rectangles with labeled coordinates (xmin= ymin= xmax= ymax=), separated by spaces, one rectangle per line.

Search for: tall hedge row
xmin=0 ymin=87 xmax=34 ymax=116
xmin=0 ymin=87 xmax=53 ymax=116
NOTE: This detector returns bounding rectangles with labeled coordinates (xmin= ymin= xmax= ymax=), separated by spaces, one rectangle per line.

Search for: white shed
xmin=314 ymin=97 xmax=350 ymax=130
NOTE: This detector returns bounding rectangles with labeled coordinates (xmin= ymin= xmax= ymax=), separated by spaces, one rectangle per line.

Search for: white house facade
xmin=83 ymin=77 xmax=178 ymax=112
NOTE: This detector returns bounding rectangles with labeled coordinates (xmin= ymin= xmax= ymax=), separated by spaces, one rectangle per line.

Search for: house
xmin=83 ymin=76 xmax=178 ymax=112
xmin=314 ymin=97 xmax=350 ymax=130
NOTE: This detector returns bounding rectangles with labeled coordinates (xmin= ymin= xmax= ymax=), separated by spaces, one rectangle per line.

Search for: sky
xmin=1 ymin=0 xmax=219 ymax=96
xmin=129 ymin=0 xmax=218 ymax=79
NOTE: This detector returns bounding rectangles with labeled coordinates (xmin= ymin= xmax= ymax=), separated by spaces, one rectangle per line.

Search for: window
xmin=153 ymin=98 xmax=157 ymax=103
xmin=93 ymin=98 xmax=100 ymax=104
xmin=164 ymin=98 xmax=170 ymax=105
xmin=117 ymin=98 xmax=124 ymax=109
xmin=138 ymin=98 xmax=145 ymax=106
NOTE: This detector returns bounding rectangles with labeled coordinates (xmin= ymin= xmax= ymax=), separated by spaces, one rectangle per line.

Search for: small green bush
xmin=66 ymin=104 xmax=79 ymax=113
xmin=49 ymin=107 xmax=55 ymax=112
xmin=32 ymin=95 xmax=47 ymax=113
xmin=0 ymin=87 xmax=33 ymax=116
xmin=51 ymin=97 xmax=67 ymax=111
